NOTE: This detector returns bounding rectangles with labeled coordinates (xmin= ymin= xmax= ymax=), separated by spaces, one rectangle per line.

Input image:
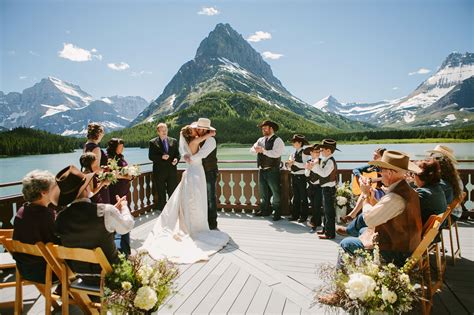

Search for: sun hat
xmin=368 ymin=150 xmax=422 ymax=173
xmin=190 ymin=118 xmax=216 ymax=131
xmin=426 ymin=145 xmax=458 ymax=165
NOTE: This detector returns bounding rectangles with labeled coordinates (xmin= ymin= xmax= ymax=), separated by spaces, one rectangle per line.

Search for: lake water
xmin=1 ymin=142 xmax=473 ymax=196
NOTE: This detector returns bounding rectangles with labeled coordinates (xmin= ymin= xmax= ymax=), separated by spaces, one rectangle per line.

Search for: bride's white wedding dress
xmin=141 ymin=134 xmax=229 ymax=264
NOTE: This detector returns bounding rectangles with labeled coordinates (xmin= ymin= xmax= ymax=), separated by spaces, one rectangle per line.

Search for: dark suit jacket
xmin=148 ymin=136 xmax=180 ymax=173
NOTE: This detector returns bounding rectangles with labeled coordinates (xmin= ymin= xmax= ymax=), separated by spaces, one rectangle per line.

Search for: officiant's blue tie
xmin=163 ymin=138 xmax=169 ymax=153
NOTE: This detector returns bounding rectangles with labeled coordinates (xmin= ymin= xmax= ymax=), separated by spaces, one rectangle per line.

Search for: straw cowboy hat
xmin=368 ymin=150 xmax=422 ymax=174
xmin=191 ymin=118 xmax=216 ymax=131
xmin=50 ymin=165 xmax=95 ymax=206
xmin=316 ymin=139 xmax=340 ymax=152
xmin=258 ymin=120 xmax=279 ymax=132
xmin=290 ymin=134 xmax=310 ymax=145
xmin=303 ymin=144 xmax=320 ymax=155
xmin=427 ymin=145 xmax=458 ymax=164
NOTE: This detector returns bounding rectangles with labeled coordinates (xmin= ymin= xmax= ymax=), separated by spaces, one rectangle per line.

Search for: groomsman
xmin=250 ymin=120 xmax=285 ymax=221
xmin=149 ymin=123 xmax=180 ymax=211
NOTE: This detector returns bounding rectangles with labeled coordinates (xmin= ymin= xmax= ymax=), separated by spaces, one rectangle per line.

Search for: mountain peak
xmin=313 ymin=95 xmax=342 ymax=111
xmin=440 ymin=52 xmax=474 ymax=69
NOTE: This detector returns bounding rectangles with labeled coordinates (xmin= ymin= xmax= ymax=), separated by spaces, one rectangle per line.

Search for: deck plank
xmin=227 ymin=275 xmax=261 ymax=314
xmin=246 ymin=282 xmax=273 ymax=314
xmin=209 ymin=268 xmax=250 ymax=314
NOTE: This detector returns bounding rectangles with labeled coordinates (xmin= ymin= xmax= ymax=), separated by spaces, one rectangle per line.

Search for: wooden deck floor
xmin=1 ymin=213 xmax=473 ymax=314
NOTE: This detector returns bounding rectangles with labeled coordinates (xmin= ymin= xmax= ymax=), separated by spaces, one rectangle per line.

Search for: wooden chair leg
xmin=61 ymin=269 xmax=70 ymax=315
xmin=453 ymin=221 xmax=461 ymax=260
xmin=447 ymin=219 xmax=456 ymax=265
xmin=14 ymin=268 xmax=23 ymax=315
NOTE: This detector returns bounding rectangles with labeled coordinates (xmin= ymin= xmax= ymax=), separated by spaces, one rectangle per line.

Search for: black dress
xmin=84 ymin=142 xmax=110 ymax=204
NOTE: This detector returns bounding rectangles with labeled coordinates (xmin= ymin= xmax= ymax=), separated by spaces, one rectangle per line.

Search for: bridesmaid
xmin=79 ymin=152 xmax=110 ymax=204
xmin=83 ymin=122 xmax=110 ymax=203
xmin=107 ymin=138 xmax=132 ymax=257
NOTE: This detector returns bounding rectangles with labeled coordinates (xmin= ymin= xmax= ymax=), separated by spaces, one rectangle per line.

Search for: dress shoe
xmin=255 ymin=211 xmax=269 ymax=217
xmin=316 ymin=230 xmax=326 ymax=235
xmin=336 ymin=225 xmax=348 ymax=236
xmin=287 ymin=216 xmax=298 ymax=221
xmin=273 ymin=215 xmax=281 ymax=221
xmin=318 ymin=234 xmax=335 ymax=240
xmin=298 ymin=217 xmax=307 ymax=223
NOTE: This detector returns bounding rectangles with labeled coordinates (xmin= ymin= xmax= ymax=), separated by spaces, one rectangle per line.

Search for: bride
xmin=141 ymin=124 xmax=229 ymax=264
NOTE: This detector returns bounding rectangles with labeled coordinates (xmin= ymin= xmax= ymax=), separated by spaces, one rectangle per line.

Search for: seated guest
xmin=427 ymin=145 xmax=465 ymax=220
xmin=51 ymin=165 xmax=134 ymax=272
xmin=338 ymin=150 xmax=422 ymax=267
xmin=12 ymin=170 xmax=59 ymax=283
xmin=414 ymin=160 xmax=447 ymax=225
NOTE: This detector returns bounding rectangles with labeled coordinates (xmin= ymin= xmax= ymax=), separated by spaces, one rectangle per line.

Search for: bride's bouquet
xmin=103 ymin=251 xmax=179 ymax=314
xmin=316 ymin=246 xmax=421 ymax=314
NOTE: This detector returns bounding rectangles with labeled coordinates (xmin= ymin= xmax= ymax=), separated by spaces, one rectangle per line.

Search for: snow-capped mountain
xmin=313 ymin=52 xmax=474 ymax=128
xmin=100 ymin=96 xmax=149 ymax=121
xmin=0 ymin=77 xmax=148 ymax=136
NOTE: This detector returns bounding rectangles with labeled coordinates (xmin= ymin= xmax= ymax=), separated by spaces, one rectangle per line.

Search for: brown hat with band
xmin=368 ymin=150 xmax=421 ymax=174
xmin=317 ymin=139 xmax=340 ymax=152
xmin=258 ymin=120 xmax=279 ymax=132
xmin=290 ymin=134 xmax=310 ymax=145
xmin=50 ymin=165 xmax=95 ymax=206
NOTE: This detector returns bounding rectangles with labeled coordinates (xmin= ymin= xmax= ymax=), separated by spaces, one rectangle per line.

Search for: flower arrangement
xmin=97 ymin=158 xmax=141 ymax=184
xmin=316 ymin=246 xmax=421 ymax=314
xmin=336 ymin=181 xmax=352 ymax=208
xmin=104 ymin=251 xmax=178 ymax=314
xmin=120 ymin=164 xmax=141 ymax=177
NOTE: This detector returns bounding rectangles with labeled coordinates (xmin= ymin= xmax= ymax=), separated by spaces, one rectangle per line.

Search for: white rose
xmin=381 ymin=286 xmax=398 ymax=304
xmin=137 ymin=265 xmax=153 ymax=286
xmin=399 ymin=273 xmax=410 ymax=284
xmin=336 ymin=196 xmax=348 ymax=206
xmin=121 ymin=281 xmax=132 ymax=291
xmin=344 ymin=273 xmax=377 ymax=301
xmin=134 ymin=286 xmax=158 ymax=311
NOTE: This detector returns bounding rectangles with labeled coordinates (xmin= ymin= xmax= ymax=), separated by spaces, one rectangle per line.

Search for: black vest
xmin=55 ymin=201 xmax=118 ymax=273
xmin=291 ymin=149 xmax=305 ymax=173
xmin=257 ymin=135 xmax=281 ymax=169
xmin=200 ymin=140 xmax=218 ymax=172
xmin=319 ymin=156 xmax=338 ymax=185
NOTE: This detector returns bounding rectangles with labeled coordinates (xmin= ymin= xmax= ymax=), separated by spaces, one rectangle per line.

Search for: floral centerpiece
xmin=316 ymin=246 xmax=421 ymax=314
xmin=103 ymin=251 xmax=179 ymax=314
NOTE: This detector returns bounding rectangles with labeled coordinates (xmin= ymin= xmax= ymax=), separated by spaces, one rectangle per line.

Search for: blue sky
xmin=1 ymin=0 xmax=473 ymax=104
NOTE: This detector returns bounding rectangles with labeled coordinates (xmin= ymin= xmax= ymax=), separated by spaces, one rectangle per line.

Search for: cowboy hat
xmin=303 ymin=144 xmax=320 ymax=155
xmin=317 ymin=139 xmax=340 ymax=152
xmin=368 ymin=150 xmax=421 ymax=173
xmin=426 ymin=145 xmax=458 ymax=164
xmin=50 ymin=165 xmax=95 ymax=206
xmin=290 ymin=134 xmax=310 ymax=145
xmin=191 ymin=118 xmax=216 ymax=131
xmin=258 ymin=120 xmax=279 ymax=132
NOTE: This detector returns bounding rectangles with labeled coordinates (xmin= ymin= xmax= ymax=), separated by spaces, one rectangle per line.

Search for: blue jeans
xmin=346 ymin=213 xmax=368 ymax=237
xmin=205 ymin=170 xmax=218 ymax=229
xmin=115 ymin=233 xmax=131 ymax=257
xmin=259 ymin=168 xmax=281 ymax=216
xmin=322 ymin=186 xmax=336 ymax=237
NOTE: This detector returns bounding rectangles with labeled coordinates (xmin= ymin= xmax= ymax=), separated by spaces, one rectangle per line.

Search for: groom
xmin=188 ymin=118 xmax=219 ymax=230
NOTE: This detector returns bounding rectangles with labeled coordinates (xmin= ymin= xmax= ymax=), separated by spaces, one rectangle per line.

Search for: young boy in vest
xmin=304 ymin=144 xmax=323 ymax=232
xmin=312 ymin=139 xmax=339 ymax=239
xmin=286 ymin=134 xmax=310 ymax=222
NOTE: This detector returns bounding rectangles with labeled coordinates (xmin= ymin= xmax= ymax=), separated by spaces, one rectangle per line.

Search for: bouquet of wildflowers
xmin=336 ymin=181 xmax=352 ymax=208
xmin=104 ymin=251 xmax=178 ymax=314
xmin=316 ymin=245 xmax=421 ymax=314
xmin=120 ymin=164 xmax=141 ymax=177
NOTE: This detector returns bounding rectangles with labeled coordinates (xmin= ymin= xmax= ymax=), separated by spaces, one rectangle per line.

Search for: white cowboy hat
xmin=426 ymin=145 xmax=458 ymax=164
xmin=190 ymin=118 xmax=216 ymax=131
xmin=368 ymin=150 xmax=421 ymax=174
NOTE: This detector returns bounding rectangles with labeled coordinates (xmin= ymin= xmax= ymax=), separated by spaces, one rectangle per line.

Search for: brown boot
xmin=336 ymin=225 xmax=348 ymax=236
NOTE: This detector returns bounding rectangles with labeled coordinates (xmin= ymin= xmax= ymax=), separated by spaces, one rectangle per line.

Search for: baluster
xmin=138 ymin=176 xmax=145 ymax=210
xmin=132 ymin=176 xmax=139 ymax=213
xmin=216 ymin=171 xmax=223 ymax=212
xmin=242 ymin=171 xmax=253 ymax=213
xmin=145 ymin=174 xmax=152 ymax=209
xmin=220 ymin=171 xmax=232 ymax=212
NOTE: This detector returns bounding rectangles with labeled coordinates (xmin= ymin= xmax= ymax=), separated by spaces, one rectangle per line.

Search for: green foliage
xmin=0 ymin=127 xmax=81 ymax=156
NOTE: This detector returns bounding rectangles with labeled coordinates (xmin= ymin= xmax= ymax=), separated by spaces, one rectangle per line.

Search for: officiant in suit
xmin=149 ymin=122 xmax=180 ymax=210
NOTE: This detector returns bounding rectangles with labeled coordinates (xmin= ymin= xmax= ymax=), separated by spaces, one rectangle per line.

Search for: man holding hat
xmin=52 ymin=165 xmax=135 ymax=269
xmin=250 ymin=120 xmax=285 ymax=221
xmin=189 ymin=118 xmax=219 ymax=230
xmin=338 ymin=150 xmax=422 ymax=267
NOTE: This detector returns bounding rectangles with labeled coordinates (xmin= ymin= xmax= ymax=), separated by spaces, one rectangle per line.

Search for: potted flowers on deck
xmin=316 ymin=246 xmax=421 ymax=314
xmin=335 ymin=181 xmax=353 ymax=223
xmin=103 ymin=251 xmax=179 ymax=314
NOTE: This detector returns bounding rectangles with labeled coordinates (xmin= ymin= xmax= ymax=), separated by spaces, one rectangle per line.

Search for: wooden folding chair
xmin=1 ymin=238 xmax=60 ymax=314
xmin=404 ymin=212 xmax=444 ymax=315
xmin=441 ymin=192 xmax=466 ymax=265
xmin=46 ymin=243 xmax=112 ymax=315
xmin=0 ymin=229 xmax=15 ymax=289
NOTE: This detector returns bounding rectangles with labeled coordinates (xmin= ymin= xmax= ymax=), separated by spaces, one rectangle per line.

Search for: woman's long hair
xmin=437 ymin=156 xmax=462 ymax=199
xmin=181 ymin=125 xmax=194 ymax=144
xmin=106 ymin=138 xmax=125 ymax=159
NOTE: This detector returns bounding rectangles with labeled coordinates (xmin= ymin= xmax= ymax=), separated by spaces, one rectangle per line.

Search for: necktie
xmin=163 ymin=138 xmax=169 ymax=153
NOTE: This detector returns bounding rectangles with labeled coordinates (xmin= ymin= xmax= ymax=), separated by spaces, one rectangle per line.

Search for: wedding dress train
xmin=141 ymin=134 xmax=229 ymax=264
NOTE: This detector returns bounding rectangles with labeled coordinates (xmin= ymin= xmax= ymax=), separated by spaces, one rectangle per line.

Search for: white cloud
xmin=247 ymin=31 xmax=272 ymax=42
xmin=19 ymin=76 xmax=28 ymax=80
xmin=131 ymin=70 xmax=152 ymax=77
xmin=29 ymin=50 xmax=40 ymax=56
xmin=392 ymin=87 xmax=399 ymax=90
xmin=58 ymin=43 xmax=92 ymax=62
xmin=198 ymin=7 xmax=220 ymax=16
xmin=261 ymin=51 xmax=283 ymax=60
xmin=93 ymin=54 xmax=103 ymax=61
xmin=108 ymin=62 xmax=130 ymax=71
xmin=408 ymin=68 xmax=431 ymax=76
